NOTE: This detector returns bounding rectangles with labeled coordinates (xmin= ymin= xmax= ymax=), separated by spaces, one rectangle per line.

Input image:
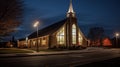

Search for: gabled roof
xmin=28 ymin=19 xmax=67 ymax=39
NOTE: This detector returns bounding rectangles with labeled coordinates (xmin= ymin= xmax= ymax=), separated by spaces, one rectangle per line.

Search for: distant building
xmin=17 ymin=0 xmax=88 ymax=49
xmin=88 ymin=37 xmax=112 ymax=47
xmin=0 ymin=36 xmax=17 ymax=48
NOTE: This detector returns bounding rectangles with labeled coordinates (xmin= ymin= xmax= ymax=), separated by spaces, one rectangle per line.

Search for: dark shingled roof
xmin=18 ymin=38 xmax=26 ymax=41
xmin=28 ymin=19 xmax=67 ymax=39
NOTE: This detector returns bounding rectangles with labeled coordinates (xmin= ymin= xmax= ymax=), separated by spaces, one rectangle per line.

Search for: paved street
xmin=0 ymin=47 xmax=120 ymax=67
xmin=76 ymin=57 xmax=120 ymax=67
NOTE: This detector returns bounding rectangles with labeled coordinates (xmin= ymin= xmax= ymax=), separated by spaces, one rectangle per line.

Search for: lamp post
xmin=115 ymin=33 xmax=119 ymax=47
xmin=33 ymin=21 xmax=39 ymax=52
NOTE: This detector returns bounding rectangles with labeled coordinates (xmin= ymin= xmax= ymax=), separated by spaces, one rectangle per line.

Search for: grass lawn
xmin=28 ymin=48 xmax=85 ymax=52
xmin=28 ymin=48 xmax=68 ymax=52
xmin=0 ymin=48 xmax=33 ymax=54
xmin=0 ymin=47 xmax=84 ymax=54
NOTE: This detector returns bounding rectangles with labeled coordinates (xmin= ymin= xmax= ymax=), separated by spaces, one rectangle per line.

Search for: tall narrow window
xmin=33 ymin=40 xmax=36 ymax=47
xmin=41 ymin=37 xmax=47 ymax=45
xmin=57 ymin=27 xmax=65 ymax=44
xmin=78 ymin=32 xmax=83 ymax=45
xmin=72 ymin=24 xmax=76 ymax=44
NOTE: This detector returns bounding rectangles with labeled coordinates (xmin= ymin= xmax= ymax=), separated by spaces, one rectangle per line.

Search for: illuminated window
xmin=78 ymin=32 xmax=83 ymax=45
xmin=57 ymin=27 xmax=65 ymax=44
xmin=33 ymin=40 xmax=36 ymax=46
xmin=38 ymin=38 xmax=40 ymax=45
xmin=72 ymin=24 xmax=76 ymax=44
xmin=41 ymin=37 xmax=47 ymax=45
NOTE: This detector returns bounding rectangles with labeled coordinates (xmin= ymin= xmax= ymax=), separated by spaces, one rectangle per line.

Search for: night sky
xmin=13 ymin=0 xmax=120 ymax=39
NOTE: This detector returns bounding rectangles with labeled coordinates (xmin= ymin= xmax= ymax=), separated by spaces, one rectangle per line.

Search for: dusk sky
xmin=12 ymin=0 xmax=120 ymax=39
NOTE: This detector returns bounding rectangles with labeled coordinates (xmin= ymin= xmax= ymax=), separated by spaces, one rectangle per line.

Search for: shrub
xmin=68 ymin=45 xmax=87 ymax=50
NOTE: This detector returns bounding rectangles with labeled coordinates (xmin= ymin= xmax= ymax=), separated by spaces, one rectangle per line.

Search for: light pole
xmin=115 ymin=33 xmax=119 ymax=47
xmin=33 ymin=21 xmax=39 ymax=52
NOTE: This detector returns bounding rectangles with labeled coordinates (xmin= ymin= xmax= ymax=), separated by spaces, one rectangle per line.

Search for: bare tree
xmin=88 ymin=27 xmax=105 ymax=46
xmin=0 ymin=0 xmax=23 ymax=37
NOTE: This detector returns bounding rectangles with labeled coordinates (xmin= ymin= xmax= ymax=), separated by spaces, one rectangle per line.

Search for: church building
xmin=17 ymin=0 xmax=88 ymax=49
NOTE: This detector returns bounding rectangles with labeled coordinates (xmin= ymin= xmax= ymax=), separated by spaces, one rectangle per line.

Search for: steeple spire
xmin=68 ymin=0 xmax=74 ymax=13
xmin=67 ymin=0 xmax=75 ymax=17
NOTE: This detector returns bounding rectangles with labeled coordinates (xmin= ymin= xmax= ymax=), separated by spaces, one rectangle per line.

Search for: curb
xmin=0 ymin=51 xmax=92 ymax=58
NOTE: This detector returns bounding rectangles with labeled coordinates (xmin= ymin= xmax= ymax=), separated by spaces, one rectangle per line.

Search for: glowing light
xmin=33 ymin=21 xmax=39 ymax=27
xmin=115 ymin=33 xmax=119 ymax=37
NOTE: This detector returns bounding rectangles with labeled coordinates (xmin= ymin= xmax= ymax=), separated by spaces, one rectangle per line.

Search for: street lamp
xmin=33 ymin=21 xmax=39 ymax=52
xmin=115 ymin=33 xmax=119 ymax=47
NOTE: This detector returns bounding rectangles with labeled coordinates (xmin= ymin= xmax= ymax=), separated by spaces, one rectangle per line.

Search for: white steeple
xmin=67 ymin=0 xmax=75 ymax=17
xmin=68 ymin=0 xmax=74 ymax=13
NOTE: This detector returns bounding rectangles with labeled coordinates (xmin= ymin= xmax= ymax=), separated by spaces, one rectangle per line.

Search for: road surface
xmin=0 ymin=47 xmax=120 ymax=67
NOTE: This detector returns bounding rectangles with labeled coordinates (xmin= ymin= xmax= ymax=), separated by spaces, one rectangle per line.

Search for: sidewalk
xmin=0 ymin=47 xmax=104 ymax=58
